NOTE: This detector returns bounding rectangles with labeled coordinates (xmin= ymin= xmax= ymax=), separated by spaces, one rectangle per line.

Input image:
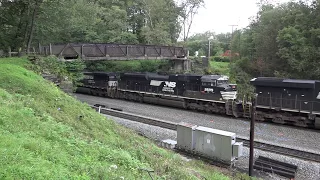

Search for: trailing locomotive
xmin=76 ymin=72 xmax=320 ymax=129
xmin=251 ymin=77 xmax=320 ymax=129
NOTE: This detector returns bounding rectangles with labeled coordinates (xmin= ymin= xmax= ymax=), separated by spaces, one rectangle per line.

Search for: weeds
xmin=0 ymin=57 xmax=256 ymax=179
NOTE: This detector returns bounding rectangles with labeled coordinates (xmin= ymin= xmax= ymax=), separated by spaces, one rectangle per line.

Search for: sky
xmin=188 ymin=0 xmax=292 ymax=35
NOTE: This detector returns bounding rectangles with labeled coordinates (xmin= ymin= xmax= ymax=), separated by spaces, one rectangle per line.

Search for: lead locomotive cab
xmin=200 ymin=75 xmax=237 ymax=101
xmin=251 ymin=77 xmax=320 ymax=128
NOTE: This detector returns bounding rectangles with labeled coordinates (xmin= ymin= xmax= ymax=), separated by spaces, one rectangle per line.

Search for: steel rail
xmin=91 ymin=105 xmax=320 ymax=163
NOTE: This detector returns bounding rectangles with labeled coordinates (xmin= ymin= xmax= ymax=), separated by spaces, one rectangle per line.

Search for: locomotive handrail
xmin=256 ymin=96 xmax=320 ymax=114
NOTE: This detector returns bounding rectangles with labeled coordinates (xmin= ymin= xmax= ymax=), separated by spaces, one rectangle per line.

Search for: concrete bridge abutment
xmin=170 ymin=58 xmax=191 ymax=72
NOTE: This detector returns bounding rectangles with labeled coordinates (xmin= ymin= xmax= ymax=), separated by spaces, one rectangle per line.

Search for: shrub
xmin=212 ymin=56 xmax=230 ymax=62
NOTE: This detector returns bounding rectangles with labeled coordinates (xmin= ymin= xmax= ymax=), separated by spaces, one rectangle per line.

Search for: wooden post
xmin=126 ymin=45 xmax=129 ymax=57
xmin=249 ymin=98 xmax=256 ymax=176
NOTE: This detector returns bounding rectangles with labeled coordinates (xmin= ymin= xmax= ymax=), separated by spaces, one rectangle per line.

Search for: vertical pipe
xmin=249 ymin=98 xmax=256 ymax=176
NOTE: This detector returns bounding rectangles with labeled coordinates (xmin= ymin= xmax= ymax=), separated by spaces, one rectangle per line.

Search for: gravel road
xmin=74 ymin=93 xmax=320 ymax=155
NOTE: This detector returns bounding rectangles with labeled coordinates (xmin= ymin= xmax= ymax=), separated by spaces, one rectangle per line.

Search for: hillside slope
xmin=0 ymin=57 xmax=232 ymax=179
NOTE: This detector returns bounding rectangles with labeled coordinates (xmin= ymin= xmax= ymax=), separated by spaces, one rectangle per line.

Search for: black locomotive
xmin=76 ymin=72 xmax=320 ymax=129
xmin=251 ymin=77 xmax=320 ymax=129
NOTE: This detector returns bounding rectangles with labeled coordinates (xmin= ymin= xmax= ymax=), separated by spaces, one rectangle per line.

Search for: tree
xmin=0 ymin=0 xmax=183 ymax=52
xmin=228 ymin=0 xmax=320 ymax=80
xmin=179 ymin=0 xmax=204 ymax=42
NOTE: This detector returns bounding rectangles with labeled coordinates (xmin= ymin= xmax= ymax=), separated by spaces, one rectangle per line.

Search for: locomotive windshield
xmin=217 ymin=80 xmax=228 ymax=85
xmin=202 ymin=82 xmax=216 ymax=86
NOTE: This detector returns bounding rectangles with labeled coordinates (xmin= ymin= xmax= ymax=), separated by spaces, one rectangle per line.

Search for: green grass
xmin=210 ymin=61 xmax=230 ymax=76
xmin=0 ymin=57 xmax=237 ymax=179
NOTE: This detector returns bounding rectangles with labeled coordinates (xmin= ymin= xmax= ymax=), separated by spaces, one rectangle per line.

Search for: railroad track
xmin=91 ymin=105 xmax=320 ymax=163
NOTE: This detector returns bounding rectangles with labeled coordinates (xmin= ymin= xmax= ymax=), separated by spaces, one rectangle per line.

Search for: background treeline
xmin=2 ymin=0 xmax=320 ymax=83
xmin=229 ymin=0 xmax=320 ymax=82
xmin=0 ymin=0 xmax=204 ymax=52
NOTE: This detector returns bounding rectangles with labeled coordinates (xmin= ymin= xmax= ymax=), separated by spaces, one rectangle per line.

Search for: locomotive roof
xmin=251 ymin=77 xmax=320 ymax=89
xmin=83 ymin=72 xmax=117 ymax=76
xmin=121 ymin=72 xmax=169 ymax=80
xmin=201 ymin=75 xmax=229 ymax=82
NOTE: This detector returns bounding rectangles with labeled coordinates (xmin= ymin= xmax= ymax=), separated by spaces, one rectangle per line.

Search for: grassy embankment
xmin=209 ymin=61 xmax=230 ymax=76
xmin=0 ymin=57 xmax=247 ymax=179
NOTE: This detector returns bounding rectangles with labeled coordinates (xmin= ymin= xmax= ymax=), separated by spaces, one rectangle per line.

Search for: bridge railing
xmin=39 ymin=43 xmax=187 ymax=60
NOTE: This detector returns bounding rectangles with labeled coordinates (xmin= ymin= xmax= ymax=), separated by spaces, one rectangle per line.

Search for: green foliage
xmin=0 ymin=0 xmax=183 ymax=52
xmin=0 ymin=57 xmax=237 ymax=179
xmin=212 ymin=56 xmax=230 ymax=62
xmin=228 ymin=0 xmax=320 ymax=80
xmin=209 ymin=61 xmax=230 ymax=76
xmin=186 ymin=31 xmax=226 ymax=57
xmin=185 ymin=31 xmax=231 ymax=58
xmin=229 ymin=58 xmax=255 ymax=101
xmin=65 ymin=59 xmax=86 ymax=87
xmin=223 ymin=1 xmax=320 ymax=98
xmin=29 ymin=55 xmax=85 ymax=90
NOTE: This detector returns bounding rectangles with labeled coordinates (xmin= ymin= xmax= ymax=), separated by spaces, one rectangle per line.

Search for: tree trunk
xmin=14 ymin=3 xmax=27 ymax=49
xmin=27 ymin=0 xmax=42 ymax=54
xmin=185 ymin=9 xmax=195 ymax=42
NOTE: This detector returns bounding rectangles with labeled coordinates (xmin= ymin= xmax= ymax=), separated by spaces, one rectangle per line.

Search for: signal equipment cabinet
xmin=194 ymin=126 xmax=238 ymax=163
xmin=176 ymin=122 xmax=243 ymax=164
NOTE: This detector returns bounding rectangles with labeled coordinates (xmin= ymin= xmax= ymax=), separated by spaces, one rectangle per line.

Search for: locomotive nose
xmin=223 ymin=84 xmax=237 ymax=91
xmin=230 ymin=84 xmax=237 ymax=91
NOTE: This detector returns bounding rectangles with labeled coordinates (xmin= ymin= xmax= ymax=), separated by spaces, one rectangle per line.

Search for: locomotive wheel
xmin=232 ymin=110 xmax=239 ymax=118
xmin=255 ymin=113 xmax=265 ymax=121
xmin=272 ymin=117 xmax=285 ymax=124
xmin=294 ymin=120 xmax=308 ymax=128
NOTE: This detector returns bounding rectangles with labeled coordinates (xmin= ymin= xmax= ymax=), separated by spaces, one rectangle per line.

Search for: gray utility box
xmin=176 ymin=122 xmax=198 ymax=152
xmin=194 ymin=126 xmax=239 ymax=164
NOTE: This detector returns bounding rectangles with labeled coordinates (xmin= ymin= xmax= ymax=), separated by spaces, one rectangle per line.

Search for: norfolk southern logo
xmin=162 ymin=81 xmax=176 ymax=93
xmin=150 ymin=80 xmax=176 ymax=93
xmin=164 ymin=81 xmax=176 ymax=88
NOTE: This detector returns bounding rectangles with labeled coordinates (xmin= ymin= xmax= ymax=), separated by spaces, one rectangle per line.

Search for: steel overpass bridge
xmin=38 ymin=43 xmax=190 ymax=71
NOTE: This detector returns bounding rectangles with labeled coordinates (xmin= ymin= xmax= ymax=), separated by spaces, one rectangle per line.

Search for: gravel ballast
xmin=104 ymin=114 xmax=320 ymax=180
xmin=75 ymin=93 xmax=320 ymax=155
